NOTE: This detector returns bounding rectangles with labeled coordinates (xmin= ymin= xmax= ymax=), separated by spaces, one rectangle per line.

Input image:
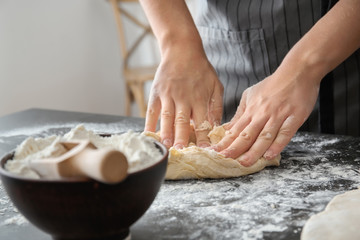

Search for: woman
xmin=139 ymin=0 xmax=360 ymax=166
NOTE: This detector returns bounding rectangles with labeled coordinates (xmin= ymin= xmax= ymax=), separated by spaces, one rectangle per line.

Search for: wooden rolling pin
xmin=28 ymin=140 xmax=128 ymax=184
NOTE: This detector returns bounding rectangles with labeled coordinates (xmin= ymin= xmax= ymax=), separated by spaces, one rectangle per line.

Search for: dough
xmin=144 ymin=125 xmax=281 ymax=180
xmin=301 ymin=188 xmax=360 ymax=240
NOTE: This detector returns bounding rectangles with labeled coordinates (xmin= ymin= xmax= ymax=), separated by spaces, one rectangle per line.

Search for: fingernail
xmin=239 ymin=155 xmax=249 ymax=162
xmin=264 ymin=150 xmax=275 ymax=160
xmin=214 ymin=120 xmax=221 ymax=127
xmin=239 ymin=155 xmax=251 ymax=167
xmin=220 ymin=150 xmax=229 ymax=158
xmin=199 ymin=143 xmax=210 ymax=148
xmin=174 ymin=144 xmax=184 ymax=150
xmin=162 ymin=139 xmax=172 ymax=148
xmin=225 ymin=130 xmax=232 ymax=135
xmin=210 ymin=145 xmax=219 ymax=151
xmin=223 ymin=123 xmax=231 ymax=130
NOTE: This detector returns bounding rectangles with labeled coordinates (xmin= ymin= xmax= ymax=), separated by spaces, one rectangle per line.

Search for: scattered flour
xmin=4 ymin=125 xmax=163 ymax=179
xmin=1 ymin=123 xmax=360 ymax=238
xmin=2 ymin=214 xmax=28 ymax=226
xmin=133 ymin=132 xmax=360 ymax=240
xmin=313 ymin=138 xmax=340 ymax=148
xmin=0 ymin=181 xmax=29 ymax=226
xmin=0 ymin=121 xmax=143 ymax=138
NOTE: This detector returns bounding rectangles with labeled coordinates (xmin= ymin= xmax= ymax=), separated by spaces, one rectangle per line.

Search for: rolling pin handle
xmin=70 ymin=147 xmax=128 ymax=184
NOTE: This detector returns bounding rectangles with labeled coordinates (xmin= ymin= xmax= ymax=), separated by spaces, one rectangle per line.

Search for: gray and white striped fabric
xmin=195 ymin=0 xmax=360 ymax=136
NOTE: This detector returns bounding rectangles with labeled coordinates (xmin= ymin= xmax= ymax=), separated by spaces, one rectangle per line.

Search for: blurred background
xmin=0 ymin=0 xmax=197 ymax=118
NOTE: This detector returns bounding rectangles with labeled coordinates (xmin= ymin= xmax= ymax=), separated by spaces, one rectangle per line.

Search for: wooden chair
xmin=109 ymin=0 xmax=158 ymax=117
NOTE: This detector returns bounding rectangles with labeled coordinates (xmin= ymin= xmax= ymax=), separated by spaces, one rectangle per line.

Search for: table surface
xmin=0 ymin=108 xmax=359 ymax=240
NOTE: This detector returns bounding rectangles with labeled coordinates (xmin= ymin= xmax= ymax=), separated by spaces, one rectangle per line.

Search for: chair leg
xmin=137 ymin=82 xmax=147 ymax=117
xmin=125 ymin=83 xmax=133 ymax=116
xmin=129 ymin=82 xmax=147 ymax=118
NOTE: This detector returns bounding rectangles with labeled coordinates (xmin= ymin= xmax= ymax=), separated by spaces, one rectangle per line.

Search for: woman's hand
xmin=145 ymin=47 xmax=223 ymax=149
xmin=212 ymin=66 xmax=321 ymax=166
xmin=212 ymin=0 xmax=360 ymax=166
xmin=139 ymin=0 xmax=224 ymax=149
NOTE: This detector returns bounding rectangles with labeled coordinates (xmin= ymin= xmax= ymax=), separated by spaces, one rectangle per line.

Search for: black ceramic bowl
xmin=0 ymin=142 xmax=168 ymax=240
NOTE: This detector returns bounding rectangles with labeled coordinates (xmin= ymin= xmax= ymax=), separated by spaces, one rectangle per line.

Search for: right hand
xmin=145 ymin=46 xmax=224 ymax=149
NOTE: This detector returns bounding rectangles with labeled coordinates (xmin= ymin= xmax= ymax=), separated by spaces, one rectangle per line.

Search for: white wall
xmin=0 ymin=0 xmax=158 ymax=117
xmin=0 ymin=0 xmax=196 ymax=118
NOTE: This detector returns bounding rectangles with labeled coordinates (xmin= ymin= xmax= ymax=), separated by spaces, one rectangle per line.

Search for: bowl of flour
xmin=0 ymin=125 xmax=168 ymax=240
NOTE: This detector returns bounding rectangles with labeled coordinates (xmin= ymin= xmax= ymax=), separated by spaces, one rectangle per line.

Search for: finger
xmin=224 ymin=89 xmax=248 ymax=130
xmin=145 ymin=96 xmax=161 ymax=132
xmin=192 ymin=104 xmax=211 ymax=148
xmin=212 ymin=113 xmax=251 ymax=152
xmin=208 ymin=84 xmax=223 ymax=126
xmin=220 ymin=116 xmax=268 ymax=159
xmin=160 ymin=100 xmax=175 ymax=148
xmin=173 ymin=106 xmax=191 ymax=149
xmin=264 ymin=115 xmax=303 ymax=160
xmin=236 ymin=117 xmax=284 ymax=167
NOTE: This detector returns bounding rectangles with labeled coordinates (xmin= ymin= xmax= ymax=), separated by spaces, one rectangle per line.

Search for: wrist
xmin=275 ymin=43 xmax=329 ymax=86
xmin=158 ymin=28 xmax=205 ymax=58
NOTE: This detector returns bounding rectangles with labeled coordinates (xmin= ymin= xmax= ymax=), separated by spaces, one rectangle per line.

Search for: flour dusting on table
xmin=0 ymin=183 xmax=28 ymax=226
xmin=1 ymin=123 xmax=360 ymax=239
xmin=134 ymin=132 xmax=360 ymax=240
xmin=0 ymin=121 xmax=143 ymax=138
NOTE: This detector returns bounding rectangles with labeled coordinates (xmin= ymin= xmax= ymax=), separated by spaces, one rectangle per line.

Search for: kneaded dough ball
xmin=144 ymin=125 xmax=281 ymax=180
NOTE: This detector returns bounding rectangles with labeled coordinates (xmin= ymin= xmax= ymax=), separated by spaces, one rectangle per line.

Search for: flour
xmin=1 ymin=122 xmax=360 ymax=238
xmin=4 ymin=125 xmax=163 ymax=179
xmin=0 ymin=181 xmax=29 ymax=226
xmin=0 ymin=121 xmax=144 ymax=138
xmin=131 ymin=132 xmax=360 ymax=240
xmin=2 ymin=214 xmax=28 ymax=226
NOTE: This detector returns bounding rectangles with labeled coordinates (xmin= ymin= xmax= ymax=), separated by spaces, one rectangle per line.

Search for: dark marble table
xmin=0 ymin=108 xmax=359 ymax=240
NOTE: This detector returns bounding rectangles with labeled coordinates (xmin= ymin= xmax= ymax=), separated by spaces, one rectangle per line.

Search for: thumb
xmin=224 ymin=88 xmax=248 ymax=130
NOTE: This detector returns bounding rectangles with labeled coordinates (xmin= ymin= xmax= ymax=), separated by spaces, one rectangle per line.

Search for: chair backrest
xmin=110 ymin=0 xmax=153 ymax=69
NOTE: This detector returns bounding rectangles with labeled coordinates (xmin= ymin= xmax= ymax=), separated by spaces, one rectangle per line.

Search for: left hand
xmin=212 ymin=69 xmax=320 ymax=166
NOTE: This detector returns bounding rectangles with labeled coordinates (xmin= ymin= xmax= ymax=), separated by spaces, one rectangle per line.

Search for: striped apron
xmin=195 ymin=0 xmax=360 ymax=136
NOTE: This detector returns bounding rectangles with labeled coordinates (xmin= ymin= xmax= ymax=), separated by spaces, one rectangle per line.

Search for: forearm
xmin=277 ymin=0 xmax=360 ymax=82
xmin=139 ymin=0 xmax=203 ymax=57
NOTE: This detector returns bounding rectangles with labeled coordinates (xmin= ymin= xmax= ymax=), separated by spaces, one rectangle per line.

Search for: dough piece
xmin=301 ymin=188 xmax=360 ymax=240
xmin=144 ymin=125 xmax=281 ymax=180
xmin=166 ymin=146 xmax=280 ymax=179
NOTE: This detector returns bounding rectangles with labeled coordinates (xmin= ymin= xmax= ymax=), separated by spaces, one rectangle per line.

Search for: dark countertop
xmin=0 ymin=108 xmax=359 ymax=240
